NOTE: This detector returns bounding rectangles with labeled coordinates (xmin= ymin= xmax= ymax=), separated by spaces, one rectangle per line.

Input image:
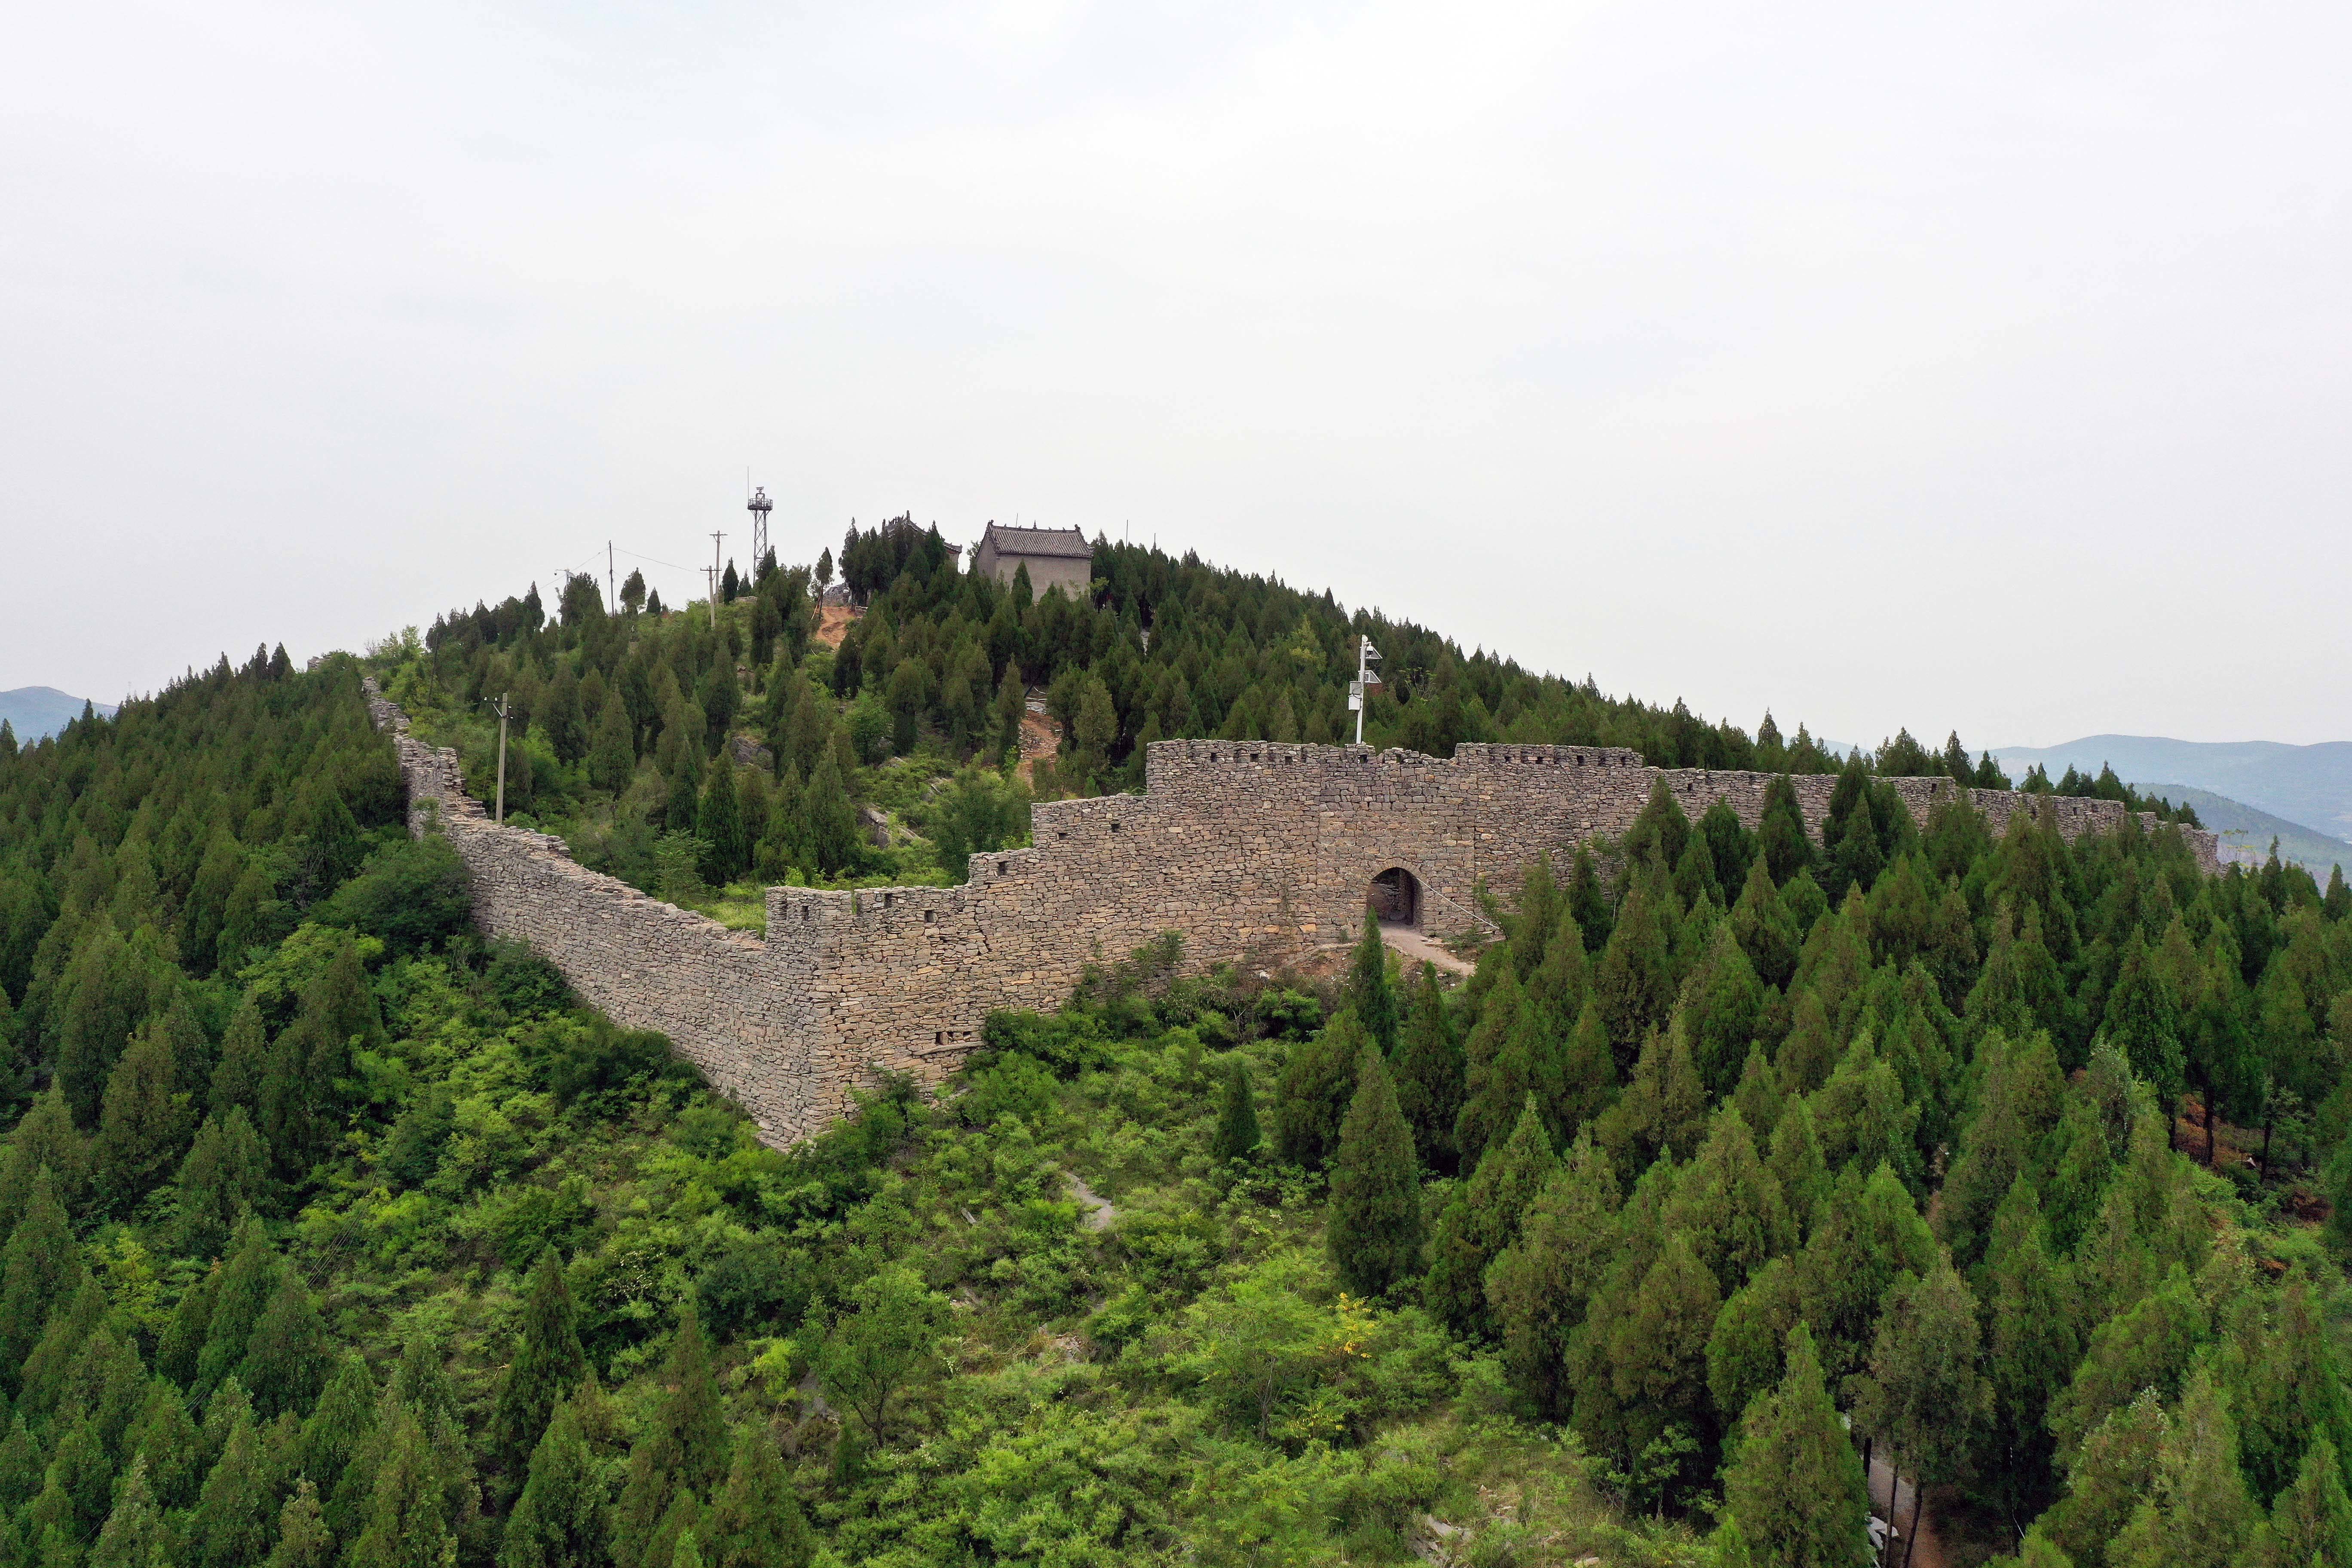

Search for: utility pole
xmin=708 ymin=530 xmax=726 ymax=628
xmin=607 ymin=541 xmax=617 ymax=614
xmin=484 ymin=693 xmax=512 ymax=824
xmin=1350 ymin=635 xmax=1382 ymax=745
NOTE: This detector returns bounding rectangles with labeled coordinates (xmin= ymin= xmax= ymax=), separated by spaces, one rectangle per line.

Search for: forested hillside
xmin=0 ymin=533 xmax=2340 ymax=1568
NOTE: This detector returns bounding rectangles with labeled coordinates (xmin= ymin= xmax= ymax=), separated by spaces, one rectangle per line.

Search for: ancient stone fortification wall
xmin=362 ymin=684 xmax=2220 ymax=1146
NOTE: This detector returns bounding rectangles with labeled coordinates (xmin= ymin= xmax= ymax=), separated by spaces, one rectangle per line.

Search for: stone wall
xmin=361 ymin=682 xmax=2220 ymax=1146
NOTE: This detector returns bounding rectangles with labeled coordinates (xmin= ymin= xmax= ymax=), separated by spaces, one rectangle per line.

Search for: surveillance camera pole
xmin=1350 ymin=635 xmax=1382 ymax=745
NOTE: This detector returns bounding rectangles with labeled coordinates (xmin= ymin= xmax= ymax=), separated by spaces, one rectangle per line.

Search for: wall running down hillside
xmin=362 ymin=683 xmax=2221 ymax=1146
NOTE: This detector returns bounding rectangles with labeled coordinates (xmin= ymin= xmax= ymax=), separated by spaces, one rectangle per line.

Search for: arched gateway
xmin=365 ymin=683 xmax=2219 ymax=1148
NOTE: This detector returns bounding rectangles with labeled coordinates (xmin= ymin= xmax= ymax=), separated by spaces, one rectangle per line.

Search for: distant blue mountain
xmin=1993 ymin=735 xmax=2352 ymax=845
xmin=0 ymin=687 xmax=119 ymax=744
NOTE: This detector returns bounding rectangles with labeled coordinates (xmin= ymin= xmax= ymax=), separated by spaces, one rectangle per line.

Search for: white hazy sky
xmin=5 ymin=0 xmax=2348 ymax=748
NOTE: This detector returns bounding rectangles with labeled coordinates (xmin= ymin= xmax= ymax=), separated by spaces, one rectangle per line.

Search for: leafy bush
xmin=315 ymin=834 xmax=472 ymax=956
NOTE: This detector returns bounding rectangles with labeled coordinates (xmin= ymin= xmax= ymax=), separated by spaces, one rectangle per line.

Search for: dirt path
xmin=1868 ymin=1455 xmax=1948 ymax=1568
xmin=1379 ymin=923 xmax=1476 ymax=979
xmin=1065 ymin=1171 xmax=1116 ymax=1231
xmin=1015 ymin=710 xmax=1061 ymax=785
xmin=814 ymin=605 xmax=858 ymax=648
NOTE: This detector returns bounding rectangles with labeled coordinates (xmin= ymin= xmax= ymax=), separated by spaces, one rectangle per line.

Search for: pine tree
xmin=1733 ymin=1045 xmax=1784 ymax=1145
xmin=1591 ymin=874 xmax=1679 ymax=1072
xmin=94 ymin=1017 xmax=191 ymax=1215
xmin=490 ymin=1250 xmax=588 ymax=1479
xmin=239 ymin=1271 xmax=328 ymax=1421
xmin=1721 ymin=1323 xmax=1870 ymax=1568
xmin=703 ymin=1427 xmax=813 ymax=1568
xmin=20 ymin=1274 xmax=108 ymax=1421
xmin=261 ymin=1480 xmax=331 ymax=1568
xmin=1326 ymin=1046 xmax=1421 ymax=1297
xmin=1678 ymin=922 xmax=1764 ymax=1099
xmin=193 ymin=1415 xmax=275 ymax=1568
xmin=1979 ymin=1179 xmax=2078 ymax=1516
xmin=0 ymin=1414 xmax=43 ymax=1515
xmin=1452 ymin=966 xmax=1529 ymax=1170
xmin=1426 ymin=1098 xmax=1554 ymax=1336
xmin=499 ymin=1397 xmax=610 ymax=1568
xmin=1792 ymin=1164 xmax=1934 ymax=1386
xmin=1486 ymin=1130 xmax=1621 ymax=1419
xmin=1597 ymin=1020 xmax=1707 ymax=1177
xmin=2107 ymin=1368 xmax=2254 ymax=1568
xmin=1731 ymin=855 xmax=1801 ymax=991
xmin=2237 ymin=1264 xmax=2352 ymax=1509
xmin=177 ymin=1108 xmax=270 ymax=1261
xmin=1209 ymin=1057 xmax=1260 ymax=1164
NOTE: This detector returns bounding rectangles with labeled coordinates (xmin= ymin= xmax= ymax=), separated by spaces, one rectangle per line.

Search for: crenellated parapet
xmin=361 ymin=680 xmax=2218 ymax=1146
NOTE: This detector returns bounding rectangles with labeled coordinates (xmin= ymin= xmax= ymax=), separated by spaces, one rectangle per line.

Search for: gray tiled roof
xmin=982 ymin=523 xmax=1093 ymax=559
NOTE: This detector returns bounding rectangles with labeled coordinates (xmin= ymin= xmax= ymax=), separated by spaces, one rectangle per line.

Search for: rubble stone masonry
xmin=362 ymin=683 xmax=2220 ymax=1146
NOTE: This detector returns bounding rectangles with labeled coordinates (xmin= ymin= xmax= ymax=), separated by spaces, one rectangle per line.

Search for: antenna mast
xmin=1350 ymin=635 xmax=1383 ymax=746
xmin=707 ymin=530 xmax=726 ymax=628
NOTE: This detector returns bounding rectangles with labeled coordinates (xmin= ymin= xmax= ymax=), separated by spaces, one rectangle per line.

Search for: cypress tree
xmin=1486 ymin=1130 xmax=1621 ymax=1419
xmin=1733 ymin=1045 xmax=1784 ymax=1145
xmin=1604 ymin=1231 xmax=1720 ymax=1478
xmin=1426 ymin=1098 xmax=1554 ymax=1336
xmin=1667 ymin=1106 xmax=1791 ymax=1297
xmin=32 ymin=1412 xmax=116 ymax=1543
xmin=2238 ymin=1265 xmax=2352 ymax=1509
xmin=1706 ymin=1255 xmax=1801 ymax=1424
xmin=1388 ymin=963 xmax=1469 ymax=1173
xmin=1979 ymin=1179 xmax=2078 ymax=1516
xmin=1852 ymin=1252 xmax=1991 ymax=1556
xmin=1591 ymin=875 xmax=1678 ymax=1072
xmin=94 ymin=1018 xmax=190 ymax=1215
xmin=1766 ymin=1099 xmax=1829 ymax=1240
xmin=1326 ymin=1046 xmax=1421 ymax=1298
xmin=0 ymin=1086 xmax=92 ymax=1228
xmin=89 ymin=1458 xmax=163 ymax=1568
xmin=490 ymin=1251 xmax=587 ymax=1479
xmin=2248 ymin=1436 xmax=2352 ymax=1568
xmin=612 ymin=1310 xmax=728 ymax=1568
xmin=0 ymin=1170 xmax=79 ymax=1375
xmin=158 ymin=1267 xmax=219 ymax=1388
xmin=1792 ymin=1164 xmax=1934 ymax=1386
xmin=499 ymin=1398 xmax=609 ymax=1568
xmin=209 ymin=998 xmax=268 ymax=1118
xmin=1721 ymin=1323 xmax=1870 ymax=1568
xmin=239 ymin=1272 xmax=328 ymax=1421
xmin=1597 ymin=1021 xmax=1707 ymax=1177
xmin=20 ymin=1274 xmax=108 ymax=1421
xmin=1209 ymin=1058 xmax=1259 ymax=1165
xmin=695 ymin=766 xmax=746 ymax=886
xmin=177 ymin=1109 xmax=270 ymax=1262
xmin=0 ymin=1414 xmax=42 ymax=1514
xmin=346 ymin=1407 xmax=453 ymax=1568
xmin=261 ymin=1480 xmax=331 ymax=1568
xmin=1757 ymin=775 xmax=1814 ymax=887
xmin=1566 ymin=842 xmax=1613 ymax=955
xmin=2107 ymin=1368 xmax=2254 ymax=1568
xmin=1678 ymin=922 xmax=1764 ymax=1099
xmin=2103 ymin=932 xmax=2185 ymax=1116
xmin=703 ymin=1427 xmax=813 ymax=1568
xmin=1272 ymin=1011 xmax=1365 ymax=1171
xmin=128 ymin=1384 xmax=204 ymax=1512
xmin=1344 ymin=913 xmax=1399 ymax=1054
xmin=589 ymin=693 xmax=635 ymax=796
xmin=1452 ymin=966 xmax=1525 ymax=1171
xmin=295 ymin=1353 xmax=374 ymax=1499
xmin=193 ymin=1415 xmax=274 ymax=1568
xmin=197 ymin=1222 xmax=281 ymax=1398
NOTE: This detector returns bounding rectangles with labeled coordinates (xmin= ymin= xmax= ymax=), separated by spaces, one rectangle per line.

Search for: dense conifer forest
xmin=0 ymin=530 xmax=2340 ymax=1568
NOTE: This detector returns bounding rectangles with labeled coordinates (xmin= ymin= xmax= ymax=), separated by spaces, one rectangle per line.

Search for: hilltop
xmin=0 ymin=532 xmax=2345 ymax=1568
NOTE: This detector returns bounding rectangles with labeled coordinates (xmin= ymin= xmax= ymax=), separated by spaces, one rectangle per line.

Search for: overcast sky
xmin=5 ymin=0 xmax=2347 ymax=748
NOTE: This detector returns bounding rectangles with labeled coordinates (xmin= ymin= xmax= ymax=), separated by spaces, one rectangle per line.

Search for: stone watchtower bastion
xmin=362 ymin=681 xmax=2220 ymax=1148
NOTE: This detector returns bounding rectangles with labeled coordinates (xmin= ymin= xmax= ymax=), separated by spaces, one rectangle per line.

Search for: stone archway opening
xmin=1367 ymin=867 xmax=1421 ymax=929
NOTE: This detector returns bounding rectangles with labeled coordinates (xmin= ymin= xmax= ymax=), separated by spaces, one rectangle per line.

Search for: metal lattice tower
xmin=747 ymin=485 xmax=772 ymax=571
